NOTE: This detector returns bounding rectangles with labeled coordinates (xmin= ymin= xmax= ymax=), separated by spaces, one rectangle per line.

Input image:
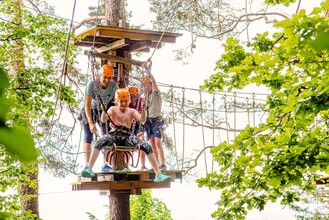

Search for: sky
xmin=38 ymin=0 xmax=323 ymax=219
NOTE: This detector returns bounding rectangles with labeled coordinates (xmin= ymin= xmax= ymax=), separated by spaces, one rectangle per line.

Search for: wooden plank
xmin=84 ymin=50 xmax=145 ymax=66
xmin=71 ymin=181 xmax=170 ymax=191
xmin=97 ymin=38 xmax=130 ymax=53
xmin=96 ymin=29 xmax=177 ymax=44
xmin=129 ymin=40 xmax=152 ymax=51
xmin=76 ymin=170 xmax=184 ymax=183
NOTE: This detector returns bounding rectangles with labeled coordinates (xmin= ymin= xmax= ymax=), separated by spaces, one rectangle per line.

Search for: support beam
xmin=84 ymin=50 xmax=145 ymax=66
xmin=97 ymin=38 xmax=130 ymax=53
xmin=129 ymin=40 xmax=152 ymax=51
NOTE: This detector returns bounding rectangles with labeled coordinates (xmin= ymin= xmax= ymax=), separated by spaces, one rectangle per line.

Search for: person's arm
xmin=85 ymin=96 xmax=93 ymax=124
xmin=133 ymin=109 xmax=141 ymax=122
xmin=102 ymin=106 xmax=113 ymax=123
xmin=85 ymin=95 xmax=97 ymax=133
xmin=101 ymin=110 xmax=108 ymax=123
xmin=149 ymin=73 xmax=160 ymax=93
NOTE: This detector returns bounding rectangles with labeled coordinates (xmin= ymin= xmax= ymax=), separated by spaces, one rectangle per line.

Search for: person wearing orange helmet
xmin=81 ymin=63 xmax=118 ymax=172
xmin=81 ymin=88 xmax=172 ymax=183
xmin=144 ymin=73 xmax=167 ymax=170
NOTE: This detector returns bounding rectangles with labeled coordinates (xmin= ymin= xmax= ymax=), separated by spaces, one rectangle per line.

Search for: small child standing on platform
xmin=81 ymin=88 xmax=171 ymax=183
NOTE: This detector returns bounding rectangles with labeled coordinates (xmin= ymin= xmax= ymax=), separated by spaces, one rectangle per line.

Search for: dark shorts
xmin=145 ymin=117 xmax=164 ymax=139
xmin=93 ymin=131 xmax=153 ymax=155
xmin=82 ymin=109 xmax=109 ymax=143
xmin=83 ymin=122 xmax=108 ymax=144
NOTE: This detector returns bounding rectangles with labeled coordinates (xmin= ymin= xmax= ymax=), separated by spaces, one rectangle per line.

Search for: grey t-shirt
xmin=147 ymin=91 xmax=162 ymax=118
xmin=86 ymin=80 xmax=118 ymax=110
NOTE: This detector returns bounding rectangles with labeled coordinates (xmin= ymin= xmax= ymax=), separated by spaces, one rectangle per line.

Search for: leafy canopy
xmin=199 ymin=2 xmax=329 ymax=220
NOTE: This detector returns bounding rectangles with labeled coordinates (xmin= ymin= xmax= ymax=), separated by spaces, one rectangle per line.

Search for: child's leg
xmin=88 ymin=148 xmax=100 ymax=169
xmin=149 ymin=135 xmax=159 ymax=161
xmin=147 ymin=153 xmax=161 ymax=175
xmin=88 ymin=134 xmax=115 ymax=169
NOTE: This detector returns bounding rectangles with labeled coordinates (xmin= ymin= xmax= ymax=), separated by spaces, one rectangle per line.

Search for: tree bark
xmin=11 ymin=0 xmax=39 ymax=218
xmin=104 ymin=1 xmax=131 ymax=219
xmin=104 ymin=0 xmax=130 ymax=88
xmin=105 ymin=0 xmax=126 ymax=27
xmin=109 ymin=190 xmax=130 ymax=220
xmin=20 ymin=165 xmax=39 ymax=218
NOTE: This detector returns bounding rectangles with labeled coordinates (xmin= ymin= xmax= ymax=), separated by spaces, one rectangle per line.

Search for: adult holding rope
xmin=144 ymin=72 xmax=167 ymax=170
xmin=81 ymin=64 xmax=118 ymax=172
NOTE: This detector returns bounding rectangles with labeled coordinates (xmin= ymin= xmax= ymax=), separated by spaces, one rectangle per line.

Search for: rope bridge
xmin=158 ymin=83 xmax=269 ymax=176
xmin=43 ymin=81 xmax=269 ymax=177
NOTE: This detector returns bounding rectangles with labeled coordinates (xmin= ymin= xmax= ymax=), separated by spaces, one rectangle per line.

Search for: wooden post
xmin=104 ymin=1 xmax=131 ymax=219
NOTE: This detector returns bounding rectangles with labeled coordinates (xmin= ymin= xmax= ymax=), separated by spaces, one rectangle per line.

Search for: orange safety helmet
xmin=115 ymin=88 xmax=130 ymax=101
xmin=142 ymin=75 xmax=152 ymax=84
xmin=128 ymin=86 xmax=140 ymax=95
xmin=101 ymin=64 xmax=113 ymax=77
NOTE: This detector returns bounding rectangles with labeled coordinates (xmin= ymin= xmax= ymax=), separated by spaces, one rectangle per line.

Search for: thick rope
xmin=182 ymin=87 xmax=186 ymax=170
xmin=170 ymin=85 xmax=179 ymax=169
xmin=199 ymin=90 xmax=208 ymax=174
xmin=212 ymin=93 xmax=215 ymax=173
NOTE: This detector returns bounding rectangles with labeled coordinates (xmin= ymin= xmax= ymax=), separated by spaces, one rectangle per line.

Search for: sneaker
xmin=119 ymin=168 xmax=131 ymax=172
xmin=140 ymin=166 xmax=148 ymax=171
xmin=154 ymin=173 xmax=172 ymax=183
xmin=159 ymin=164 xmax=167 ymax=171
xmin=81 ymin=166 xmax=95 ymax=178
xmin=102 ymin=164 xmax=114 ymax=172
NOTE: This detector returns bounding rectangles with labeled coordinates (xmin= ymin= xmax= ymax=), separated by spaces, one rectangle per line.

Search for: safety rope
xmin=181 ymin=87 xmax=186 ymax=170
xmin=170 ymin=85 xmax=179 ymax=169
xmin=199 ymin=90 xmax=208 ymax=174
xmin=223 ymin=94 xmax=230 ymax=143
xmin=43 ymin=0 xmax=77 ymax=142
xmin=41 ymin=0 xmax=81 ymax=175
xmin=211 ymin=92 xmax=215 ymax=173
xmin=246 ymin=96 xmax=250 ymax=125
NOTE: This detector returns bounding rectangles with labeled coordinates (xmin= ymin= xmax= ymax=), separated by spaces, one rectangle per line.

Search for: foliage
xmin=148 ymin=0 xmax=298 ymax=63
xmin=0 ymin=67 xmax=38 ymax=220
xmin=0 ymin=0 xmax=81 ymax=217
xmin=198 ymin=1 xmax=329 ymax=219
xmin=0 ymin=68 xmax=37 ymax=162
xmin=130 ymin=189 xmax=173 ymax=220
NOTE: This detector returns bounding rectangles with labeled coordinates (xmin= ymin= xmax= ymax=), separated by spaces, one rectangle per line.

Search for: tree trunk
xmin=109 ymin=190 xmax=130 ymax=220
xmin=20 ymin=165 xmax=39 ymax=218
xmin=105 ymin=0 xmax=126 ymax=27
xmin=11 ymin=0 xmax=39 ymax=218
xmin=104 ymin=1 xmax=131 ymax=219
xmin=104 ymin=0 xmax=130 ymax=88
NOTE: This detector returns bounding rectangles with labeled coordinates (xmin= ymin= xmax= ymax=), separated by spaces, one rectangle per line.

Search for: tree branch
xmin=184 ymin=145 xmax=214 ymax=175
xmin=72 ymin=16 xmax=106 ymax=31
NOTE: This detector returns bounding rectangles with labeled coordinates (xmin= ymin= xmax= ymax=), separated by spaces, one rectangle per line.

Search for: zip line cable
xmin=43 ymin=0 xmax=77 ymax=142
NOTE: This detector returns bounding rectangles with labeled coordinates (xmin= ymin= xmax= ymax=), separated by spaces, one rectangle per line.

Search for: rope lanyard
xmin=141 ymin=60 xmax=153 ymax=119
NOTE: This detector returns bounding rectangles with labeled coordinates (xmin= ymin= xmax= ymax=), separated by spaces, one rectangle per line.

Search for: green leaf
xmin=312 ymin=31 xmax=329 ymax=51
xmin=0 ymin=126 xmax=37 ymax=162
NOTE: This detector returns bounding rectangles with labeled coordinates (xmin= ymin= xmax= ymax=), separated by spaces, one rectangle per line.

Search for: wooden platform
xmin=74 ymin=25 xmax=182 ymax=52
xmin=71 ymin=170 xmax=184 ymax=195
